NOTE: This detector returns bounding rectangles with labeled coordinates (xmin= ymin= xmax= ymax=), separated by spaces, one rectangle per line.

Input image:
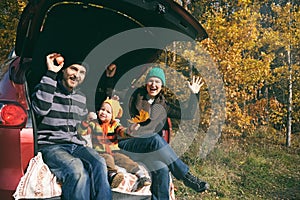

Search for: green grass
xmin=173 ymin=127 xmax=300 ymax=200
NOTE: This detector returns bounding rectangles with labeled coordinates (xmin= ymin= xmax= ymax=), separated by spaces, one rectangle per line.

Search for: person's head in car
xmin=61 ymin=63 xmax=88 ymax=91
xmin=145 ymin=67 xmax=166 ymax=98
xmin=47 ymin=53 xmax=88 ymax=92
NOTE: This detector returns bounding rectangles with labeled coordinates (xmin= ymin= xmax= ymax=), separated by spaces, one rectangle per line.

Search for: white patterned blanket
xmin=13 ymin=152 xmax=175 ymax=200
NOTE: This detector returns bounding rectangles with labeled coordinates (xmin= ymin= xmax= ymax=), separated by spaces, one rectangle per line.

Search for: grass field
xmin=173 ymin=126 xmax=300 ymax=200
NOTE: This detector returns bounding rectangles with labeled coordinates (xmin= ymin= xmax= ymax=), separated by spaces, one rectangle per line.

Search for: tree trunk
xmin=286 ymin=47 xmax=292 ymax=147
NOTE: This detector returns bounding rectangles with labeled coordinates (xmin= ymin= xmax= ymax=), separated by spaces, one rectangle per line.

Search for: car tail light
xmin=0 ymin=102 xmax=27 ymax=127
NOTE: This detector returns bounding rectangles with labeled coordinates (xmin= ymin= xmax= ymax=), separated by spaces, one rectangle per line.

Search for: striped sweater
xmin=31 ymin=70 xmax=88 ymax=145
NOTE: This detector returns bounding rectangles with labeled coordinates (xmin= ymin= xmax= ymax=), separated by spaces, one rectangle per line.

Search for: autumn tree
xmin=187 ymin=1 xmax=274 ymax=135
xmin=0 ymin=0 xmax=27 ymax=61
xmin=187 ymin=1 xmax=300 ymax=145
xmin=260 ymin=2 xmax=300 ymax=145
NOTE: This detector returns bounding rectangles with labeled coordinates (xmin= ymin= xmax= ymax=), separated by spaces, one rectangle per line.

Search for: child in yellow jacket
xmin=78 ymin=98 xmax=151 ymax=191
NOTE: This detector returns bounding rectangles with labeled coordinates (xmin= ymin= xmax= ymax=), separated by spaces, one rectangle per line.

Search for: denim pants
xmin=118 ymin=134 xmax=189 ymax=200
xmin=39 ymin=144 xmax=112 ymax=200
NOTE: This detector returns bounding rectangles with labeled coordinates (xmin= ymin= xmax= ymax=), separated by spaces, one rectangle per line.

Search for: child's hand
xmin=87 ymin=112 xmax=97 ymax=121
xmin=128 ymin=123 xmax=140 ymax=134
xmin=111 ymin=95 xmax=120 ymax=101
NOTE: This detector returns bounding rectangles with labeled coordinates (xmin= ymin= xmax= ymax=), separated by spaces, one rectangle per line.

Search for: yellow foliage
xmin=128 ymin=110 xmax=150 ymax=124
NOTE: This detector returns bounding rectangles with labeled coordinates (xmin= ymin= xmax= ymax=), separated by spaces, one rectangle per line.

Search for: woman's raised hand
xmin=187 ymin=76 xmax=204 ymax=94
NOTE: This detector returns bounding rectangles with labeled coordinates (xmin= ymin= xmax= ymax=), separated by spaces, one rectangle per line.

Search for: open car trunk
xmin=8 ymin=0 xmax=208 ymax=199
xmin=16 ymin=0 xmax=208 ymax=100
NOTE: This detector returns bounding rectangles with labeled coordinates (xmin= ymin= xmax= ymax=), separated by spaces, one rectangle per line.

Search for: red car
xmin=0 ymin=0 xmax=207 ymax=199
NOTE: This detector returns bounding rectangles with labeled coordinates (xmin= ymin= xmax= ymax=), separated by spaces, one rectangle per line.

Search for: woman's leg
xmin=119 ymin=134 xmax=209 ymax=193
xmin=150 ymin=163 xmax=170 ymax=200
xmin=119 ymin=134 xmax=188 ymax=178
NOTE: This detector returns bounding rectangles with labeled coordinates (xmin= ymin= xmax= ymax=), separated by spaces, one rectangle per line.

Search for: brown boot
xmin=110 ymin=172 xmax=124 ymax=188
xmin=131 ymin=176 xmax=151 ymax=192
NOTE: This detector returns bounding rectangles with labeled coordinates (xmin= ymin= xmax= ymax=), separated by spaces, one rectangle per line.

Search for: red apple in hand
xmin=55 ymin=56 xmax=64 ymax=65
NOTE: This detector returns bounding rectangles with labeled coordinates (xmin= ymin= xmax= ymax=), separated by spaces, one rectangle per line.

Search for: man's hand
xmin=46 ymin=53 xmax=64 ymax=73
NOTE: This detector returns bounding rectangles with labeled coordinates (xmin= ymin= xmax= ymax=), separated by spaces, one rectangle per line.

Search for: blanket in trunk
xmin=13 ymin=152 xmax=175 ymax=199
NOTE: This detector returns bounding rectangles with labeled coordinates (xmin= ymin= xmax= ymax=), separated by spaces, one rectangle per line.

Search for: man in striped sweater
xmin=31 ymin=53 xmax=112 ymax=200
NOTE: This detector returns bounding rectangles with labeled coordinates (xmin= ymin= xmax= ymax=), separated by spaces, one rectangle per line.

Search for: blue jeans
xmin=39 ymin=144 xmax=112 ymax=200
xmin=119 ymin=134 xmax=189 ymax=200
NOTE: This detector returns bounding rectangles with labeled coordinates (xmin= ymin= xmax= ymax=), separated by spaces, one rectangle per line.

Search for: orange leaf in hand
xmin=128 ymin=109 xmax=149 ymax=123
